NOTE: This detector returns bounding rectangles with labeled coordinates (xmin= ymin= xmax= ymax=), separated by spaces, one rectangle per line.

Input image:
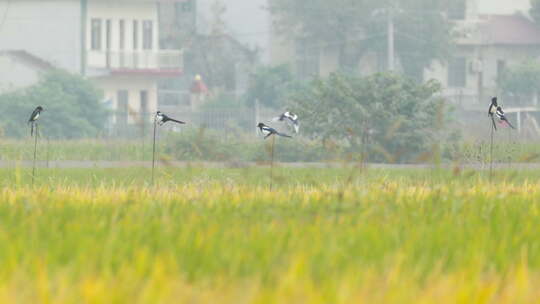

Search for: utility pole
xmin=387 ymin=7 xmax=395 ymax=72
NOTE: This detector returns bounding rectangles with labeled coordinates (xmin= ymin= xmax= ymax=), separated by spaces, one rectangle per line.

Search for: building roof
xmin=0 ymin=50 xmax=55 ymax=70
xmin=459 ymin=14 xmax=540 ymax=46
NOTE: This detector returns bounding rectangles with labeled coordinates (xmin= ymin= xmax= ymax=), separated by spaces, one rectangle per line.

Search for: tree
xmin=244 ymin=65 xmax=294 ymax=108
xmin=269 ymin=0 xmax=456 ymax=79
xmin=531 ymin=0 xmax=540 ymax=24
xmin=0 ymin=70 xmax=108 ymax=139
xmin=498 ymin=60 xmax=540 ymax=105
xmin=287 ymin=72 xmax=447 ymax=162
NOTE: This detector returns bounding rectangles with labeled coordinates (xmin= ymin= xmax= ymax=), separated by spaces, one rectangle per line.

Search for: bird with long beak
xmin=257 ymin=123 xmax=292 ymax=139
xmin=272 ymin=111 xmax=300 ymax=134
xmin=488 ymin=97 xmax=498 ymax=131
xmin=28 ymin=106 xmax=43 ymax=137
xmin=156 ymin=111 xmax=186 ymax=126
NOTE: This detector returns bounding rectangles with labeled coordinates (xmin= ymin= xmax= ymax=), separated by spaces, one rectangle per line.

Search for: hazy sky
xmin=476 ymin=0 xmax=530 ymax=14
xmin=197 ymin=0 xmax=270 ymax=61
xmin=195 ymin=0 xmax=533 ymax=63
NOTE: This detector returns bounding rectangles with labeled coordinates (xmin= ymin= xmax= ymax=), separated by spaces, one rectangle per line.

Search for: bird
xmin=488 ymin=97 xmax=498 ymax=131
xmin=272 ymin=111 xmax=300 ymax=134
xmin=495 ymin=106 xmax=515 ymax=129
xmin=156 ymin=111 xmax=185 ymax=126
xmin=28 ymin=106 xmax=43 ymax=137
xmin=257 ymin=123 xmax=292 ymax=139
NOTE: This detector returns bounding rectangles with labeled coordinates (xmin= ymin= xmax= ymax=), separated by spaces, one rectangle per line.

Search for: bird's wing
xmin=28 ymin=110 xmax=37 ymax=122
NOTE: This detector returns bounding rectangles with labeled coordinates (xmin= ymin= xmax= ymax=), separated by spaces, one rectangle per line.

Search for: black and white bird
xmin=495 ymin=106 xmax=515 ymax=129
xmin=156 ymin=111 xmax=185 ymax=126
xmin=257 ymin=123 xmax=292 ymax=139
xmin=272 ymin=111 xmax=299 ymax=134
xmin=28 ymin=106 xmax=43 ymax=136
xmin=488 ymin=97 xmax=498 ymax=130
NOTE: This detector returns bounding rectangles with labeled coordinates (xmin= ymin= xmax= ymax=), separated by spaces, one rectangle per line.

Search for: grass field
xmin=0 ymin=167 xmax=540 ymax=303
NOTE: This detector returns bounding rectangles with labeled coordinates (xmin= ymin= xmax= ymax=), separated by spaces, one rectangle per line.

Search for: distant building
xmin=425 ymin=14 xmax=540 ymax=110
xmin=0 ymin=50 xmax=55 ymax=93
xmin=0 ymin=0 xmax=183 ymax=129
xmin=268 ymin=0 xmax=540 ymax=110
xmin=156 ymin=0 xmax=259 ymax=111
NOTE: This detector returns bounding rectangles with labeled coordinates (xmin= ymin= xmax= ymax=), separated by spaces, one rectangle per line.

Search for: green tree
xmin=287 ymin=72 xmax=447 ymax=162
xmin=531 ymin=0 xmax=540 ymax=23
xmin=498 ymin=60 xmax=540 ymax=104
xmin=269 ymin=0 xmax=457 ymax=79
xmin=0 ymin=70 xmax=108 ymax=139
xmin=244 ymin=65 xmax=294 ymax=108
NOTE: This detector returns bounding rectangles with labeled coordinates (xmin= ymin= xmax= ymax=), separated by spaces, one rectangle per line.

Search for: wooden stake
xmin=152 ymin=117 xmax=157 ymax=186
xmin=270 ymin=135 xmax=276 ymax=190
xmin=489 ymin=122 xmax=494 ymax=182
xmin=32 ymin=123 xmax=39 ymax=187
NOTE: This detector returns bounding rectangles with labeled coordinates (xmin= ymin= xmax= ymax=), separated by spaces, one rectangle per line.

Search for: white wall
xmin=0 ymin=0 xmax=82 ymax=73
xmin=94 ymin=76 xmax=158 ymax=123
xmin=474 ymin=0 xmax=531 ymax=14
xmin=87 ymin=0 xmax=159 ymax=53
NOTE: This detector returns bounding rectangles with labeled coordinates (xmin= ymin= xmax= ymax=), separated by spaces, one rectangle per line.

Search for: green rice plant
xmin=0 ymin=168 xmax=536 ymax=302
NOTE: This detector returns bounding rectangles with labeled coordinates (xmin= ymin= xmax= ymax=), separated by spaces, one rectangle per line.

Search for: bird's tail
xmin=277 ymin=132 xmax=292 ymax=138
xmin=293 ymin=124 xmax=299 ymax=134
xmin=170 ymin=118 xmax=186 ymax=125
xmin=504 ymin=119 xmax=516 ymax=129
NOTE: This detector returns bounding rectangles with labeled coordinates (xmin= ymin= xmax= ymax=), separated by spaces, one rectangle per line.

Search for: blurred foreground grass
xmin=0 ymin=169 xmax=539 ymax=302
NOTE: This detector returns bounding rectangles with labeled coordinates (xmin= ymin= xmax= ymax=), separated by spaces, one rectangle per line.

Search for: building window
xmin=133 ymin=20 xmax=139 ymax=50
xmin=448 ymin=0 xmax=466 ymax=20
xmin=176 ymin=0 xmax=193 ymax=13
xmin=140 ymin=91 xmax=148 ymax=114
xmin=117 ymin=90 xmax=129 ymax=125
xmin=295 ymin=39 xmax=320 ymax=80
xmin=119 ymin=20 xmax=125 ymax=50
xmin=142 ymin=20 xmax=153 ymax=50
xmin=448 ymin=57 xmax=467 ymax=88
xmin=91 ymin=19 xmax=102 ymax=50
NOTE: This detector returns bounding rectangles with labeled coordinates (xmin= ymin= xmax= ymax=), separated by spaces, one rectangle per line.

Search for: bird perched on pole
xmin=272 ymin=111 xmax=300 ymax=134
xmin=156 ymin=111 xmax=186 ymax=126
xmin=488 ymin=97 xmax=498 ymax=131
xmin=257 ymin=123 xmax=292 ymax=139
xmin=495 ymin=106 xmax=515 ymax=129
xmin=28 ymin=106 xmax=43 ymax=136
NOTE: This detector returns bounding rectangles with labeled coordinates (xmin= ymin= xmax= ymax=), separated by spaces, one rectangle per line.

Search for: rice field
xmin=0 ymin=168 xmax=540 ymax=303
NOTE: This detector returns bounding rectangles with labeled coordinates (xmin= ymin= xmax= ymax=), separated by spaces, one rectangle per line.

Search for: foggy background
xmin=0 ymin=0 xmax=539 ymax=165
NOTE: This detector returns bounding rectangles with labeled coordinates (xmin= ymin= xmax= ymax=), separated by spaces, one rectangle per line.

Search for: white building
xmin=0 ymin=50 xmax=55 ymax=93
xmin=0 ymin=0 xmax=183 ymax=126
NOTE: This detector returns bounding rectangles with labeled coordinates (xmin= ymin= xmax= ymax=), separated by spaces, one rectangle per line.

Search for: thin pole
xmin=489 ymin=122 xmax=494 ymax=181
xmin=32 ymin=123 xmax=38 ymax=187
xmin=46 ymin=136 xmax=50 ymax=168
xmin=141 ymin=112 xmax=146 ymax=161
xmin=270 ymin=135 xmax=276 ymax=190
xmin=152 ymin=117 xmax=157 ymax=186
